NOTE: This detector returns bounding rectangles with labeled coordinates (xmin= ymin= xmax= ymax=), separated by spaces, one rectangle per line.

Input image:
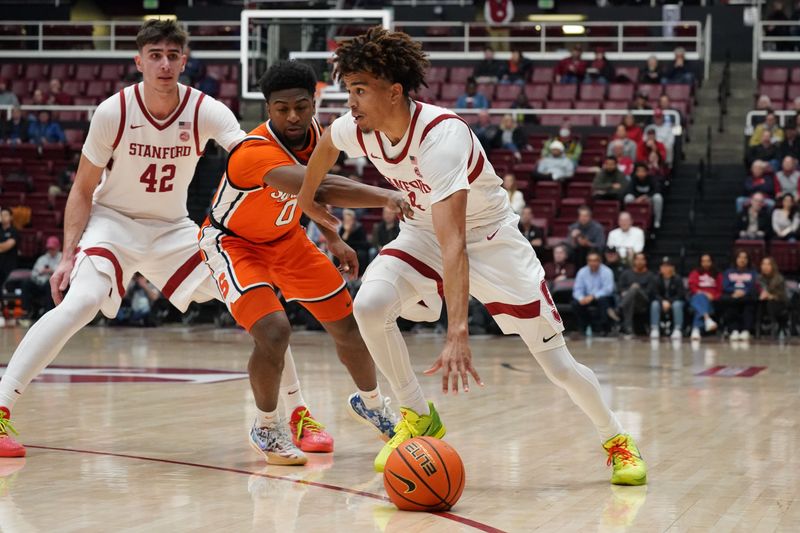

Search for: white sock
xmin=0 ymin=261 xmax=109 ymax=413
xmin=256 ymin=408 xmax=279 ymax=429
xmin=357 ymin=385 xmax=384 ymax=410
xmin=352 ymin=278 xmax=430 ymax=417
xmin=279 ymin=347 xmax=306 ymax=418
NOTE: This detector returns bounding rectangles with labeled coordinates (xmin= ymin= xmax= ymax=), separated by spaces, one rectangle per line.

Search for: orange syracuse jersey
xmin=207 ymin=119 xmax=321 ymax=243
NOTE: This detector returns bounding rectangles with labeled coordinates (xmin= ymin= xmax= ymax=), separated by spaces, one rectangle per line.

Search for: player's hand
xmin=298 ymin=194 xmax=341 ymax=232
xmin=328 ymin=238 xmax=359 ymax=279
xmin=385 ymin=191 xmax=414 ymax=222
xmin=424 ymin=334 xmax=483 ymax=394
xmin=50 ymin=256 xmax=76 ymax=305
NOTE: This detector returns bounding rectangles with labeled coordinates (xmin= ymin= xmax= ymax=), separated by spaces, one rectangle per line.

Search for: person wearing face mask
xmin=542 ymin=124 xmax=582 ymax=168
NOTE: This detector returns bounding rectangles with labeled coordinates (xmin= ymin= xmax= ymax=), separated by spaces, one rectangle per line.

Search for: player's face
xmin=343 ymin=72 xmax=402 ymax=133
xmin=267 ymin=89 xmax=315 ymax=146
xmin=135 ymin=41 xmax=186 ymax=93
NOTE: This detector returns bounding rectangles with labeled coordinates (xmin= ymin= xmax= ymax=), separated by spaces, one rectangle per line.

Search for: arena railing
xmin=744 ymin=109 xmax=797 ymax=135
xmin=753 ymin=20 xmax=800 ymax=79
xmin=0 ymin=104 xmax=97 ymax=121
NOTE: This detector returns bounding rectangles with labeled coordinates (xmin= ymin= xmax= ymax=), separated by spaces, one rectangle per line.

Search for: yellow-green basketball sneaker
xmin=603 ymin=434 xmax=647 ymax=486
xmin=373 ymin=402 xmax=446 ymax=473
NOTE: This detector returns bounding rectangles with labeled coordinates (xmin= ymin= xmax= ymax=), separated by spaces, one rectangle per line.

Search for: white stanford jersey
xmin=82 ymin=82 xmax=244 ymax=222
xmin=330 ymin=100 xmax=512 ymax=233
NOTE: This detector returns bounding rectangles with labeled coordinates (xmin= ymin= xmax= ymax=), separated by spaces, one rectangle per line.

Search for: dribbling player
xmin=200 ymin=60 xmax=407 ymax=464
xmin=298 ymin=28 xmax=647 ymax=485
xmin=0 ymin=20 xmax=245 ymax=456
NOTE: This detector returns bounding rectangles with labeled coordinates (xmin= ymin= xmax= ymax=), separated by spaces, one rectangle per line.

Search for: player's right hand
xmin=386 ymin=191 xmax=414 ymax=221
xmin=50 ymin=256 xmax=76 ymax=305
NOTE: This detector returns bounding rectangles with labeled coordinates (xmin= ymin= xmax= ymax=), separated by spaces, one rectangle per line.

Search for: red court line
xmin=25 ymin=444 xmax=506 ymax=533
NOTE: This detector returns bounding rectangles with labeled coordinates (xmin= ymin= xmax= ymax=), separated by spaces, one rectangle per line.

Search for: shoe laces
xmin=606 ymin=438 xmax=636 ymax=467
xmin=294 ymin=409 xmax=325 ymax=440
xmin=0 ymin=413 xmax=17 ymax=437
xmin=377 ymin=397 xmax=398 ymax=423
xmin=387 ymin=416 xmax=418 ymax=448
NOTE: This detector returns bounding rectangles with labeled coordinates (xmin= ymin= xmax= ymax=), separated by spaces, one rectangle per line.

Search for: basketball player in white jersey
xmin=0 ymin=20 xmax=251 ymax=457
xmin=298 ymin=28 xmax=648 ymax=485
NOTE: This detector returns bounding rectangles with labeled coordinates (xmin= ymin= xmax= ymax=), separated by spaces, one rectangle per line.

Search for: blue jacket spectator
xmin=573 ymin=262 xmax=615 ymax=300
xmin=456 ymin=78 xmax=489 ymax=109
xmin=719 ymin=250 xmax=759 ymax=339
xmin=571 ymin=251 xmax=616 ymax=335
xmin=27 ymin=111 xmax=65 ymax=144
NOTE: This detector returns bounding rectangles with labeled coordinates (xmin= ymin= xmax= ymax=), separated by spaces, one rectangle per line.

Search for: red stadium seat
xmin=449 ymin=67 xmax=473 ymax=84
xmin=535 ymin=181 xmax=562 ymax=201
xmin=414 ymin=82 xmax=440 ymax=102
xmin=476 ymin=83 xmax=495 ymax=99
xmin=24 ymin=64 xmax=48 ymax=81
xmin=528 ymin=199 xmax=557 ymax=222
xmin=205 ymin=64 xmax=229 ymax=81
xmin=544 ymin=100 xmax=573 ymax=109
xmin=74 ymin=64 xmax=97 ymax=81
xmin=664 ymin=84 xmax=692 ymax=101
xmin=770 ymin=241 xmax=799 ymax=273
xmin=73 ymin=96 xmax=97 ymax=106
xmin=0 ymin=63 xmax=21 ymax=79
xmin=787 ymin=85 xmax=800 ymax=101
xmin=579 ymin=84 xmax=606 ymax=101
xmin=574 ymin=101 xmax=602 ymax=110
xmin=636 ymin=84 xmax=663 ymax=99
xmin=524 ymin=84 xmax=550 ymax=101
xmin=566 ymin=182 xmax=593 ymax=200
xmin=62 ymin=80 xmax=83 ymax=96
xmin=792 ymin=68 xmax=800 ymax=84
xmin=603 ymin=101 xmax=629 ymax=110
xmin=532 ymin=67 xmax=555 ymax=83
xmin=625 ymin=203 xmax=652 ymax=230
xmin=10 ymin=80 xmax=29 ymax=96
xmin=495 ymin=84 xmax=521 ymax=101
xmin=761 ymin=67 xmax=788 ymax=84
xmin=592 ymin=200 xmax=620 ymax=221
xmin=551 ymin=84 xmax=577 ymax=101
xmin=99 ymin=64 xmax=123 ymax=81
xmin=733 ymin=240 xmax=766 ymax=267
xmin=218 ymin=82 xmax=238 ymax=98
xmin=49 ymin=64 xmax=71 ymax=80
xmin=32 ymin=80 xmax=50 ymax=94
xmin=440 ymin=83 xmax=463 ymax=100
xmin=550 ymin=219 xmax=573 ymax=238
xmin=758 ymin=83 xmax=786 ymax=102
xmin=559 ymin=198 xmax=585 ymax=219
xmin=614 ymin=67 xmax=639 ymax=83
xmin=426 ymin=66 xmax=448 ymax=83
xmin=493 ymin=99 xmax=513 ymax=109
xmin=85 ymin=81 xmax=111 ymax=99
xmin=608 ymin=83 xmax=635 ymax=102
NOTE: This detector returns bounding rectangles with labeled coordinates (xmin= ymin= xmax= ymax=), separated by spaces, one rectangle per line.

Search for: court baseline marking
xmin=25 ymin=444 xmax=506 ymax=533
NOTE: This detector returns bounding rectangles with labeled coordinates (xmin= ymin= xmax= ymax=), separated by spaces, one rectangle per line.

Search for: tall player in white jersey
xmin=0 ymin=20 xmax=250 ymax=457
xmin=298 ymin=28 xmax=648 ymax=485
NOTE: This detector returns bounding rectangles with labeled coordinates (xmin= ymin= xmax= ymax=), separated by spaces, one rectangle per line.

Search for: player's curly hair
xmin=136 ymin=19 xmax=188 ymax=51
xmin=333 ymin=26 xmax=429 ymax=95
xmin=259 ymin=60 xmax=317 ymax=101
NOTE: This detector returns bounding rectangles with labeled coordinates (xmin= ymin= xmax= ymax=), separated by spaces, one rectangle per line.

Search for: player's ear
xmin=390 ymin=82 xmax=404 ymax=105
xmin=134 ymin=54 xmax=143 ymax=73
xmin=264 ymin=101 xmax=271 ymax=119
xmin=180 ymin=52 xmax=187 ymax=72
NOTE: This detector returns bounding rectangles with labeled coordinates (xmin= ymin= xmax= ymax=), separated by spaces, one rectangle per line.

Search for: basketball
xmin=383 ymin=437 xmax=465 ymax=512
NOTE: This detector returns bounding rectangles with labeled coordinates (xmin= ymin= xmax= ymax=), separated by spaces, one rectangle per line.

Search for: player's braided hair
xmin=136 ymin=19 xmax=188 ymax=51
xmin=333 ymin=26 xmax=429 ymax=96
xmin=259 ymin=60 xmax=317 ymax=100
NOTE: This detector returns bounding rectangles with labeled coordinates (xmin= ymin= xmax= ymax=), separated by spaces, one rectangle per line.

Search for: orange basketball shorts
xmin=199 ymin=224 xmax=351 ymax=331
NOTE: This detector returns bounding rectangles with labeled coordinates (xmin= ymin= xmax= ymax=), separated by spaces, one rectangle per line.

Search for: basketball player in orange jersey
xmin=298 ymin=28 xmax=648 ymax=485
xmin=0 ymin=20 xmax=250 ymax=457
xmin=200 ymin=60 xmax=410 ymax=465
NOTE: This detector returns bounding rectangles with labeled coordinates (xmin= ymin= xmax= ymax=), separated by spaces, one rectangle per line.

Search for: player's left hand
xmin=386 ymin=191 xmax=414 ymax=221
xmin=298 ymin=194 xmax=341 ymax=232
xmin=424 ymin=334 xmax=484 ymax=394
xmin=328 ymin=238 xmax=359 ymax=279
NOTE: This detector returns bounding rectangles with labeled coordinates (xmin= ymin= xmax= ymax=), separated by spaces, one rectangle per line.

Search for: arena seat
xmin=524 ymin=84 xmax=550 ymax=101
xmin=758 ymin=83 xmax=786 ymax=102
xmin=608 ymin=83 xmax=635 ymax=102
xmin=532 ymin=67 xmax=555 ymax=83
xmin=733 ymin=240 xmax=766 ymax=267
xmin=770 ymin=241 xmax=799 ymax=273
xmin=579 ymin=84 xmax=606 ymax=102
xmin=551 ymin=84 xmax=577 ymax=101
xmin=761 ymin=67 xmax=789 ymax=84
xmin=449 ymin=67 xmax=473 ymax=84
xmin=496 ymin=84 xmax=521 ymax=101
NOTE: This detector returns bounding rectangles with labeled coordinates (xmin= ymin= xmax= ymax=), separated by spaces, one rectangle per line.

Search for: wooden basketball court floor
xmin=0 ymin=325 xmax=798 ymax=532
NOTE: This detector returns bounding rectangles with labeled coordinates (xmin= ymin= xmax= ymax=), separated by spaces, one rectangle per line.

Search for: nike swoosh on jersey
xmin=370 ymin=153 xmax=382 ymax=159
xmin=388 ymin=471 xmax=417 ymax=493
xmin=486 ymin=228 xmax=500 ymax=240
xmin=130 ymin=124 xmax=145 ymax=129
xmin=542 ymin=333 xmax=558 ymax=343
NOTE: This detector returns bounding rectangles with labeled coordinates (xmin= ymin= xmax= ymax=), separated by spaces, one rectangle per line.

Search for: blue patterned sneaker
xmin=248 ymin=421 xmax=307 ymax=466
xmin=347 ymin=392 xmax=398 ymax=442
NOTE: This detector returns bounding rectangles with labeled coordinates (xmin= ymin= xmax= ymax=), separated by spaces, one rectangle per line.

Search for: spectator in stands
xmin=370 ymin=206 xmax=400 ymax=258
xmin=650 ymin=256 xmax=686 ymax=340
xmin=117 ymin=273 xmax=163 ymax=327
xmin=749 ymin=111 xmax=785 ymax=147
xmin=617 ymin=252 xmax=655 ymax=336
xmin=545 ymin=244 xmax=575 ymax=282
xmin=27 ymin=111 xmax=65 ymax=145
xmin=606 ymin=124 xmax=637 ymax=159
xmin=603 ymin=246 xmax=626 ymax=282
xmin=791 ymin=96 xmax=800 ymax=114
xmin=648 ymin=109 xmax=675 ymax=164
xmin=536 ymin=140 xmax=575 ymax=182
xmin=0 ymin=208 xmax=18 ymax=289
xmin=625 ymin=162 xmax=664 ymax=229
xmin=720 ymin=250 xmax=758 ymax=341
xmin=607 ymin=211 xmax=645 ymax=264
xmin=0 ymin=106 xmax=28 ymax=144
xmin=688 ymin=254 xmax=721 ymax=340
xmin=47 ymin=78 xmax=73 ymax=105
xmin=472 ymin=110 xmax=500 ymax=152
xmin=772 ymin=192 xmax=800 ymax=240
xmin=647 ymin=147 xmax=669 ymax=179
xmin=500 ymin=50 xmax=531 ymax=85
xmin=473 ymin=46 xmax=504 ymax=83
xmin=31 ymin=88 xmax=45 ymax=106
xmin=555 ymin=44 xmax=586 ymax=83
xmin=542 ymin=124 xmax=582 ymax=168
xmin=737 ymin=163 xmax=776 ymax=212
xmin=663 ymin=47 xmax=694 ymax=85
xmin=747 ymin=130 xmax=781 ymax=168
xmin=779 ymin=121 xmax=800 ymax=160
xmin=518 ymin=206 xmax=545 ymax=251
xmin=630 ymin=93 xmax=652 ymax=122
xmin=757 ymin=256 xmax=788 ymax=336
xmin=571 ymin=251 xmax=615 ymax=335
xmin=737 ymin=191 xmax=772 ymax=240
xmin=638 ymin=55 xmax=662 ymax=85
xmin=180 ymin=46 xmax=205 ymax=86
xmin=775 ymin=155 xmax=800 ymax=198
xmin=568 ymin=205 xmax=606 ymax=267
xmin=498 ymin=114 xmax=527 ymax=160
xmin=658 ymin=94 xmax=681 ymax=126
xmin=755 ymin=94 xmax=773 ymax=111
xmin=592 ymin=156 xmax=628 ymax=201
xmin=503 ymin=173 xmax=526 ymax=214
xmin=0 ymin=79 xmax=19 ymax=107
xmin=637 ymin=129 xmax=667 ymax=166
xmin=583 ymin=47 xmax=614 ymax=84
xmin=456 ymin=77 xmax=489 ymax=110
xmin=339 ymin=209 xmax=369 ymax=268
xmin=510 ymin=90 xmax=535 ymax=124
xmin=622 ymin=113 xmax=643 ymax=144
xmin=21 ymin=235 xmax=60 ymax=318
xmin=611 ymin=141 xmax=634 ymax=178
xmin=50 ymin=152 xmax=78 ymax=207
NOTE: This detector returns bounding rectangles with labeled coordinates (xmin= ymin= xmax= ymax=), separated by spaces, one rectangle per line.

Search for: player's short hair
xmin=259 ymin=60 xmax=317 ymax=101
xmin=136 ymin=19 xmax=188 ymax=51
xmin=333 ymin=26 xmax=429 ymax=96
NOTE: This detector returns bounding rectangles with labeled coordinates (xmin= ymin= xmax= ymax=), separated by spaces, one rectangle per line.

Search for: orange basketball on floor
xmin=383 ymin=437 xmax=465 ymax=512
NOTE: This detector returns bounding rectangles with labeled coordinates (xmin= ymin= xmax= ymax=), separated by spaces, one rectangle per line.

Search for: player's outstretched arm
xmin=423 ymin=190 xmax=483 ymax=394
xmin=297 ymin=128 xmax=343 ymax=231
xmin=50 ymin=155 xmax=104 ymax=304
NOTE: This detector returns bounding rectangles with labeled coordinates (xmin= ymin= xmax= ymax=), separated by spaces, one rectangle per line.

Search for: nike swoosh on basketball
xmin=389 ymin=471 xmax=417 ymax=493
xmin=486 ymin=228 xmax=500 ymax=240
xmin=130 ymin=124 xmax=144 ymax=129
xmin=542 ymin=333 xmax=557 ymax=343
